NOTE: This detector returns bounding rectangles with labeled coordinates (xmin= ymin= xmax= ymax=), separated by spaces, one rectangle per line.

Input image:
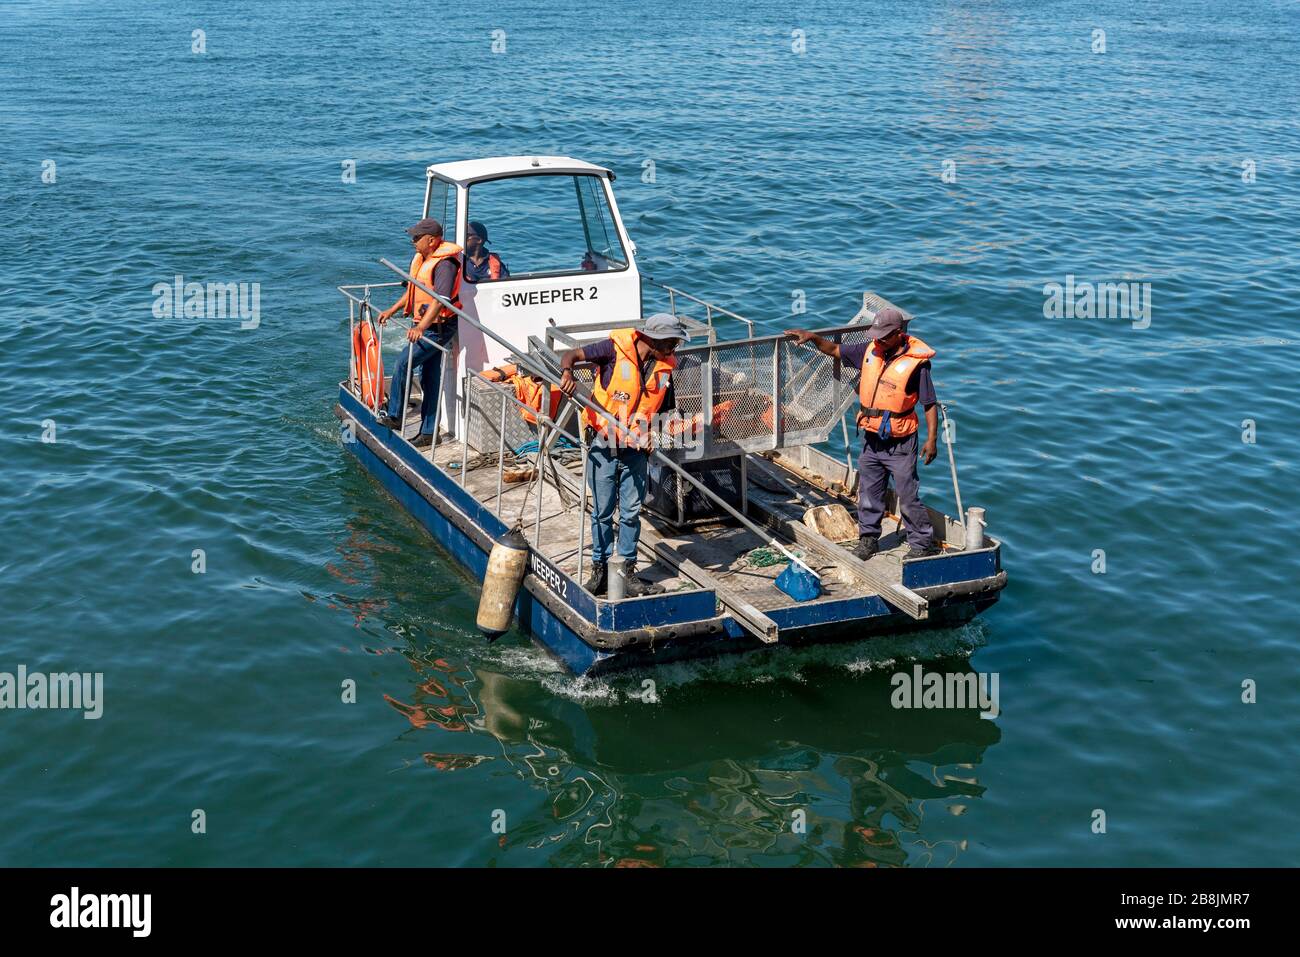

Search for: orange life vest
xmin=584 ymin=329 xmax=676 ymax=449
xmin=856 ymin=335 xmax=936 ymax=438
xmin=352 ymin=320 xmax=384 ymax=410
xmin=481 ymin=364 xmax=562 ymax=427
xmin=404 ymin=242 xmax=463 ymax=322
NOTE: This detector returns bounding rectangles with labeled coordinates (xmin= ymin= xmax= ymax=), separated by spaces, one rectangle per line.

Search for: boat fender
xmin=477 ymin=526 xmax=530 ymax=640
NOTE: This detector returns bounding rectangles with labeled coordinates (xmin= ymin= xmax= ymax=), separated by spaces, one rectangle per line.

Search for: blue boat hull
xmin=336 ymin=386 xmax=1004 ymax=675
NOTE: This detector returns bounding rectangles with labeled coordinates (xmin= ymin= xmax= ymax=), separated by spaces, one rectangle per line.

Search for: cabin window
xmin=465 ymin=173 xmax=628 ymax=282
xmin=424 ymin=178 xmax=455 ymax=231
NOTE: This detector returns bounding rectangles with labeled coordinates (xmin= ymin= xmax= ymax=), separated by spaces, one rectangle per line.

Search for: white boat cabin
xmin=421 ymin=155 xmax=642 ymax=433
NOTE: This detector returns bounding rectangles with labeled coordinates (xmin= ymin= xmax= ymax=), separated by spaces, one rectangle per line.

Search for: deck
xmin=391 ymin=415 xmax=920 ymax=618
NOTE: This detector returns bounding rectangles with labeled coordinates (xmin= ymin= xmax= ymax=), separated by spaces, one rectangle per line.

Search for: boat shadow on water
xmin=393 ymin=626 xmax=1002 ymax=867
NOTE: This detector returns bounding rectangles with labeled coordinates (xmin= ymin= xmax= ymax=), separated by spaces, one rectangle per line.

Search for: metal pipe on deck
xmin=577 ymin=425 xmax=588 ymax=586
xmin=939 ymin=403 xmax=964 ymax=525
xmin=399 ymin=338 xmax=415 ymax=438
xmin=459 ymin=371 xmax=470 ymax=485
xmin=964 ymin=507 xmax=986 ymax=551
xmin=533 ymin=424 xmax=547 ymax=550
xmin=494 ymin=395 xmax=506 ymax=517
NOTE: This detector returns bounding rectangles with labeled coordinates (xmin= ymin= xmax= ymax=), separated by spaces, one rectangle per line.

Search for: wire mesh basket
xmin=666 ymin=323 xmax=875 ymax=460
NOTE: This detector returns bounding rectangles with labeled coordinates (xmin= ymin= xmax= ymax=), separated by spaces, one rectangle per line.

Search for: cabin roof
xmin=427 ymin=155 xmax=614 ymax=186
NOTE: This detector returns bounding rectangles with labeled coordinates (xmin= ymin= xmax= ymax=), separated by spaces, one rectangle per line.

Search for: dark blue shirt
xmin=463 ymin=251 xmax=509 ymax=283
xmin=840 ymin=339 xmax=937 ymax=406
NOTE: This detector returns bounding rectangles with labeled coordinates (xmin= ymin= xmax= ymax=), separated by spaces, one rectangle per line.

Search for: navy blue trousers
xmin=386 ymin=322 xmax=455 ymax=435
xmin=856 ymin=432 xmax=935 ymax=548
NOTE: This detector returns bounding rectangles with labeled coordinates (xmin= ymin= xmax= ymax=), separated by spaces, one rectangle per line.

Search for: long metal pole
xmin=494 ymin=394 xmax=506 ymax=517
xmin=379 ymin=258 xmax=820 ymax=580
xmin=459 ymin=371 xmax=470 ymax=485
xmin=940 ymin=403 xmax=964 ymax=522
xmin=399 ymin=336 xmax=415 ymax=438
xmin=533 ymin=424 xmax=547 ymax=550
xmin=577 ymin=425 xmax=588 ymax=585
xmin=431 ymin=340 xmax=447 ymax=443
xmin=367 ymin=294 xmax=383 ymax=411
xmin=771 ymin=338 xmax=783 ymax=449
xmin=348 ymin=299 xmax=356 ymax=393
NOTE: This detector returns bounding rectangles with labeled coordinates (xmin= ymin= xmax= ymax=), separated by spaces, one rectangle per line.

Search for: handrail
xmin=337 ymin=281 xmax=403 ymax=305
xmin=462 ymin=366 xmax=589 ymax=574
xmin=642 ymin=275 xmax=755 ymax=336
xmin=674 ymin=322 xmax=869 ymax=353
xmin=378 ymin=257 xmax=820 ymax=580
xmin=338 ymin=279 xmax=458 ymax=435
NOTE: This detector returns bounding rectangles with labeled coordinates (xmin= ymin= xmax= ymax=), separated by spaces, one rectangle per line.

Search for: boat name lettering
xmin=500 ymin=286 xmax=592 ymax=308
xmin=529 ymin=552 xmax=568 ymax=598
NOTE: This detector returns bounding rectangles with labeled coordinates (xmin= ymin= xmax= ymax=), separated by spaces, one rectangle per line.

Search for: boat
xmin=335 ymin=155 xmax=1006 ymax=675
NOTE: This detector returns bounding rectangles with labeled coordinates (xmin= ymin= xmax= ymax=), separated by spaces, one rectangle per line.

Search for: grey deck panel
xmin=413 ymin=435 xmax=910 ymax=614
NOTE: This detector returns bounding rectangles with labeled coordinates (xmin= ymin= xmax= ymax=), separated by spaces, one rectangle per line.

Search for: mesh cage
xmin=464 ymin=374 xmax=540 ymax=458
xmin=644 ymin=455 xmax=745 ymax=529
xmin=669 ymin=325 xmax=875 ymax=460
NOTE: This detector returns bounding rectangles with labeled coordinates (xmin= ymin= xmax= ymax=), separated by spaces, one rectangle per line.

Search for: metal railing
xmin=337 ymin=277 xmax=591 ymax=578
xmin=642 ymin=276 xmax=756 ymax=339
xmin=338 ymin=280 xmax=456 ymax=440
xmin=339 ymin=281 xmax=403 ymax=412
xmin=459 ymin=371 xmax=592 ymax=579
xmin=543 ymin=314 xmax=714 ymax=353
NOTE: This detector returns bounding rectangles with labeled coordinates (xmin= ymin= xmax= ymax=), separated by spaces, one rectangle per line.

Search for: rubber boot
xmin=852 ymin=535 xmax=879 ymax=561
xmin=622 ymin=561 xmax=663 ymax=597
xmin=584 ymin=561 xmax=607 ymax=596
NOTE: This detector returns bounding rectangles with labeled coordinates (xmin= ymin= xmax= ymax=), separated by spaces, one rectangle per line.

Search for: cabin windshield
xmin=425 ymin=178 xmax=455 ymax=230
xmin=464 ymin=173 xmax=628 ymax=282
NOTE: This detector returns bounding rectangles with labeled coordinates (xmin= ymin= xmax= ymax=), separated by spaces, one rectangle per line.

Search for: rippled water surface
xmin=2 ymin=0 xmax=1298 ymax=866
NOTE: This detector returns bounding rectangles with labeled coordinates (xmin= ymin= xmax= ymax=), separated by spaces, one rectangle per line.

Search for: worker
xmin=479 ymin=364 xmax=561 ymax=428
xmin=557 ymin=313 xmax=691 ymax=597
xmin=462 ymin=221 xmax=509 ymax=283
xmin=785 ymin=307 xmax=941 ymax=560
xmin=374 ymin=218 xmax=462 ymax=450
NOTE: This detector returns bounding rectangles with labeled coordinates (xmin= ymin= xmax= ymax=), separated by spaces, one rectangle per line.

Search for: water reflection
xmin=382 ymin=643 xmax=1000 ymax=866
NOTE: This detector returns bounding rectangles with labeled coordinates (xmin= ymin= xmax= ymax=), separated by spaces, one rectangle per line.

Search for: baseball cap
xmin=865 ymin=306 xmax=908 ymax=339
xmin=405 ymin=217 xmax=444 ymax=238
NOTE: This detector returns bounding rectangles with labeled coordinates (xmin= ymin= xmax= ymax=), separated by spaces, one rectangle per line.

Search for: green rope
xmin=746 ymin=547 xmax=791 ymax=568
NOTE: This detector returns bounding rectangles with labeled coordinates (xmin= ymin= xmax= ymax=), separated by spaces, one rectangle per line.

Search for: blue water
xmin=2 ymin=0 xmax=1298 ymax=866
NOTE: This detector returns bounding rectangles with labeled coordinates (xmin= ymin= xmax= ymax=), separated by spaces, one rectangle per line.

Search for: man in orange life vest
xmin=785 ymin=307 xmax=941 ymax=560
xmin=374 ymin=218 xmax=462 ymax=450
xmin=462 ymin=221 xmax=509 ymax=283
xmin=557 ymin=313 xmax=691 ymax=597
xmin=478 ymin=364 xmax=561 ymax=429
